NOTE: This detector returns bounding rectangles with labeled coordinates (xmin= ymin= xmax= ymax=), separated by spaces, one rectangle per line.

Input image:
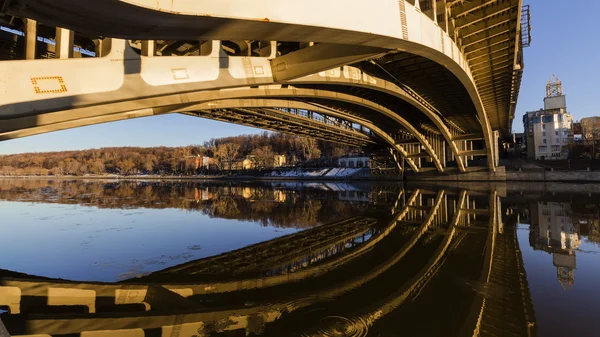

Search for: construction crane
xmin=546 ymin=74 xmax=563 ymax=97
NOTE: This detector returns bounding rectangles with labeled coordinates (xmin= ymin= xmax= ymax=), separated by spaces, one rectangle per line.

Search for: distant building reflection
xmin=529 ymin=201 xmax=580 ymax=290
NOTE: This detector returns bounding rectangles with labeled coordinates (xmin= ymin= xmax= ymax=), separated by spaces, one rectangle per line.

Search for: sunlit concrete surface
xmin=0 ymin=0 xmax=528 ymax=173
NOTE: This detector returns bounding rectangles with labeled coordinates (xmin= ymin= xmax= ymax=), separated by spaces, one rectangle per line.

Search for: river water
xmin=0 ymin=179 xmax=598 ymax=337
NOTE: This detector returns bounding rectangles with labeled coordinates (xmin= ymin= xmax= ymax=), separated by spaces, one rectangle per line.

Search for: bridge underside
xmin=0 ymin=0 xmax=527 ymax=174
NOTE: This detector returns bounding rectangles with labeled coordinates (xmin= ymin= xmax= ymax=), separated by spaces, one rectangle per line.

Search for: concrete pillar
xmin=200 ymin=40 xmax=212 ymax=56
xmin=469 ymin=140 xmax=474 ymax=161
xmin=466 ymin=195 xmax=471 ymax=225
xmin=497 ymin=196 xmax=503 ymax=234
xmin=93 ymin=39 xmax=103 ymax=57
xmin=25 ymin=19 xmax=37 ymax=60
xmin=141 ymin=40 xmax=155 ymax=57
xmin=445 ymin=4 xmax=450 ymax=33
xmin=463 ymin=141 xmax=468 ymax=168
xmin=493 ymin=130 xmax=500 ymax=167
xmin=244 ymin=40 xmax=252 ymax=56
xmin=55 ymin=28 xmax=74 ymax=59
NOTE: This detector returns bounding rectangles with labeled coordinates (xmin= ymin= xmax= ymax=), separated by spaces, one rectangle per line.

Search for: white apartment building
xmin=528 ymin=109 xmax=573 ymax=160
xmin=523 ymin=76 xmax=574 ymax=160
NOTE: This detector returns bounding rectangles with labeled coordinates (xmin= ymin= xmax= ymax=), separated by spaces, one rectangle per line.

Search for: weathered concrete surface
xmin=506 ymin=170 xmax=600 ymax=182
xmin=409 ymin=166 xmax=600 ymax=182
xmin=505 ymin=182 xmax=600 ymax=194
xmin=408 ymin=167 xmax=507 ymax=181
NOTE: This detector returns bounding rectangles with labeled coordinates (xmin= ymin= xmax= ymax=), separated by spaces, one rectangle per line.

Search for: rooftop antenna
xmin=546 ymin=74 xmax=562 ymax=97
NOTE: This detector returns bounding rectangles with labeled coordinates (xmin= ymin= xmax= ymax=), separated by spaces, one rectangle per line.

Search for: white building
xmin=532 ymin=201 xmax=580 ymax=290
xmin=523 ymin=75 xmax=574 ymax=160
xmin=524 ymin=109 xmax=573 ymax=160
xmin=536 ymin=202 xmax=580 ymax=251
xmin=338 ymin=156 xmax=370 ymax=168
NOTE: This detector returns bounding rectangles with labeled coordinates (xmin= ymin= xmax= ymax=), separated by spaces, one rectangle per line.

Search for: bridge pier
xmin=24 ymin=18 xmax=36 ymax=60
xmin=55 ymin=27 xmax=74 ymax=59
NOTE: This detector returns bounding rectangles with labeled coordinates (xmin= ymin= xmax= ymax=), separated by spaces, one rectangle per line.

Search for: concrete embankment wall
xmin=506 ymin=170 xmax=600 ymax=182
xmin=409 ymin=166 xmax=600 ymax=182
xmin=408 ymin=167 xmax=508 ymax=182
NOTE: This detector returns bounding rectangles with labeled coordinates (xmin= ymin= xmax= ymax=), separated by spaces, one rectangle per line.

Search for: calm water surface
xmin=0 ymin=179 xmax=598 ymax=337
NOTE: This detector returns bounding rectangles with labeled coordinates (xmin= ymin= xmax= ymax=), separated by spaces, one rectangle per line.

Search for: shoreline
xmin=0 ymin=174 xmax=401 ymax=182
xmin=2 ymin=168 xmax=600 ymax=183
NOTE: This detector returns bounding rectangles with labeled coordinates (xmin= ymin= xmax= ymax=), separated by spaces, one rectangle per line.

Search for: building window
xmin=542 ymin=123 xmax=546 ymax=129
xmin=555 ymin=138 xmax=559 ymax=144
xmin=543 ymin=139 xmax=546 ymax=144
xmin=542 ymin=131 xmax=546 ymax=136
xmin=555 ymin=131 xmax=559 ymax=136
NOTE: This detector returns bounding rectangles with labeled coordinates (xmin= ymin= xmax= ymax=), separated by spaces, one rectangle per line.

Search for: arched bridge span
xmin=0 ymin=0 xmax=528 ymax=173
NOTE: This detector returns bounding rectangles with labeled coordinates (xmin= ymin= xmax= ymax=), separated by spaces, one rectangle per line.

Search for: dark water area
xmin=0 ymin=179 xmax=599 ymax=337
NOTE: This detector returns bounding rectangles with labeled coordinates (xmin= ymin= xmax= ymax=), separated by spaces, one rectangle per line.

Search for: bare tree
xmin=298 ymin=137 xmax=321 ymax=161
xmin=581 ymin=118 xmax=600 ymax=159
xmin=251 ymin=145 xmax=275 ymax=169
xmin=216 ymin=143 xmax=240 ymax=170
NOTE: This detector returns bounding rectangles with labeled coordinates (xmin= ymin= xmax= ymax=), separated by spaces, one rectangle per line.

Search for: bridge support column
xmin=141 ymin=40 xmax=155 ymax=57
xmin=93 ymin=39 xmax=104 ymax=57
xmin=440 ymin=138 xmax=447 ymax=168
xmin=463 ymin=141 xmax=468 ymax=168
xmin=468 ymin=140 xmax=474 ymax=161
xmin=493 ymin=130 xmax=500 ymax=168
xmin=55 ymin=27 xmax=74 ymax=59
xmin=25 ymin=19 xmax=37 ymax=60
xmin=199 ymin=40 xmax=213 ymax=56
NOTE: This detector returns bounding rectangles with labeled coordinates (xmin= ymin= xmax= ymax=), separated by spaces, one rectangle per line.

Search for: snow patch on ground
xmin=271 ymin=168 xmax=362 ymax=178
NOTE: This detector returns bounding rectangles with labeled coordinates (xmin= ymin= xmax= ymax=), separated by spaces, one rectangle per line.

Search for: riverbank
xmin=3 ymin=166 xmax=600 ymax=182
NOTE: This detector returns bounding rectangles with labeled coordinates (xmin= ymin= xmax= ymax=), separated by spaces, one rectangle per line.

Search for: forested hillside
xmin=0 ymin=132 xmax=359 ymax=176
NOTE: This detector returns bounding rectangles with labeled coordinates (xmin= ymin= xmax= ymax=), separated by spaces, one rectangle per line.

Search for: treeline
xmin=0 ymin=132 xmax=359 ymax=176
xmin=0 ymin=180 xmax=370 ymax=228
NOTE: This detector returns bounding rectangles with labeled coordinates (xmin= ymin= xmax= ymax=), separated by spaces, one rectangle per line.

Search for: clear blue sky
xmin=0 ymin=115 xmax=262 ymax=154
xmin=0 ymin=0 xmax=596 ymax=154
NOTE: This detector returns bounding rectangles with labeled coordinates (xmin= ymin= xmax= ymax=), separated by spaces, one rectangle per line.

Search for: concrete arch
xmin=174 ymin=87 xmax=445 ymax=172
xmin=0 ymin=87 xmax=445 ymax=172
xmin=291 ymin=66 xmax=469 ymax=171
xmin=2 ymin=0 xmax=520 ymax=172
xmin=179 ymin=99 xmax=421 ymax=172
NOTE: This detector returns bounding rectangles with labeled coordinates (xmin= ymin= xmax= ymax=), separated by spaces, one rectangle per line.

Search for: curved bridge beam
xmin=176 ymin=88 xmax=445 ymax=172
xmin=179 ymin=99 xmax=420 ymax=172
xmin=292 ymin=66 xmax=469 ymax=171
xmin=1 ymin=0 xmax=510 ymax=171
xmin=0 ymin=87 xmax=446 ymax=172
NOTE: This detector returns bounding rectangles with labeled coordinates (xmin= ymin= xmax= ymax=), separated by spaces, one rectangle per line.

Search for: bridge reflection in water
xmin=0 ymin=185 xmax=536 ymax=337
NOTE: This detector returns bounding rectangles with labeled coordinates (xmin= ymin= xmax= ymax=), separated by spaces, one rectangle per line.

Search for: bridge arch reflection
xmin=0 ymin=185 xmax=535 ymax=337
